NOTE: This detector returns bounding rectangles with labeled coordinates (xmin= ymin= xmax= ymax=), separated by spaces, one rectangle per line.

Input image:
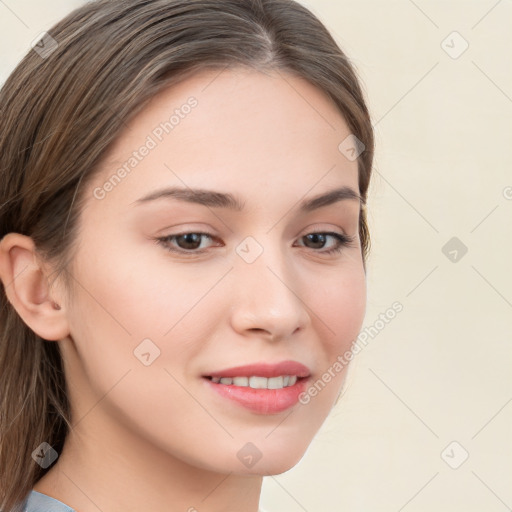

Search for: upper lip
xmin=204 ymin=360 xmax=311 ymax=379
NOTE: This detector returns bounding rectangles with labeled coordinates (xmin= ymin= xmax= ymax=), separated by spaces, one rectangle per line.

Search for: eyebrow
xmin=133 ymin=185 xmax=364 ymax=212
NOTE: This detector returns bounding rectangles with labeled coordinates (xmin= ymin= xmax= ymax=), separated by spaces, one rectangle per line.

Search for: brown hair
xmin=0 ymin=0 xmax=374 ymax=509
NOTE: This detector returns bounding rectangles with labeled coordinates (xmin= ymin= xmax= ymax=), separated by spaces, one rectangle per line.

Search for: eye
xmin=295 ymin=231 xmax=357 ymax=255
xmin=155 ymin=230 xmax=357 ymax=256
xmin=156 ymin=232 xmax=217 ymax=253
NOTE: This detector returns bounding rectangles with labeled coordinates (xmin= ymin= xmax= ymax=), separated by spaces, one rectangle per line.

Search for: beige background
xmin=1 ymin=1 xmax=511 ymax=510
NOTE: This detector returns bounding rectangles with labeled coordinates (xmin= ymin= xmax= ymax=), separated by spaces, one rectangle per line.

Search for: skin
xmin=0 ymin=67 xmax=366 ymax=512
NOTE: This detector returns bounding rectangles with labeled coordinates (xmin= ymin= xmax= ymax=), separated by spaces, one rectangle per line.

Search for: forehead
xmin=85 ymin=67 xmax=359 ymax=212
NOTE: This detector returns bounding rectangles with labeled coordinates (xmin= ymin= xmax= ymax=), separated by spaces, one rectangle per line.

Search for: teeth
xmin=267 ymin=376 xmax=283 ymax=389
xmin=209 ymin=375 xmax=299 ymax=389
xmin=233 ymin=376 xmax=249 ymax=386
xmin=250 ymin=376 xmax=268 ymax=389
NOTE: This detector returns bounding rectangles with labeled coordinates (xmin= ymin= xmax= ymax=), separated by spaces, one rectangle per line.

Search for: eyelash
xmin=155 ymin=230 xmax=357 ymax=256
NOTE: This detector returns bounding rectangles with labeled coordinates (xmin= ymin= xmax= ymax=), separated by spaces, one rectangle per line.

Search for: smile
xmin=206 ymin=375 xmax=299 ymax=389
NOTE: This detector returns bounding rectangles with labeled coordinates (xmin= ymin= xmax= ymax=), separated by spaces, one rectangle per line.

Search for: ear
xmin=0 ymin=233 xmax=70 ymax=341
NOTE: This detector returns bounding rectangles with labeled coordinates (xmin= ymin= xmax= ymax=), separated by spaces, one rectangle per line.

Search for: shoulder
xmin=23 ymin=490 xmax=77 ymax=512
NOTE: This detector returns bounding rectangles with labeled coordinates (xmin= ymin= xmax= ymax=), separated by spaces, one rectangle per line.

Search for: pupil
xmin=180 ymin=233 xmax=201 ymax=249
xmin=307 ymin=233 xmax=325 ymax=248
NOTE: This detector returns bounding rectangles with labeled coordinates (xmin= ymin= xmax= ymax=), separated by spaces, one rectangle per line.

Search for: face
xmin=61 ymin=67 xmax=366 ymax=475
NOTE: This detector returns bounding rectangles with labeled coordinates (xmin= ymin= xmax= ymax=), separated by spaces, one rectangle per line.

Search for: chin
xmin=240 ymin=443 xmax=309 ymax=476
xmin=246 ymin=455 xmax=306 ymax=476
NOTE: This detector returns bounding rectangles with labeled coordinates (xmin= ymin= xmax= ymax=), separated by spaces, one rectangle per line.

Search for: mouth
xmin=203 ymin=375 xmax=308 ymax=390
xmin=201 ymin=360 xmax=311 ymax=414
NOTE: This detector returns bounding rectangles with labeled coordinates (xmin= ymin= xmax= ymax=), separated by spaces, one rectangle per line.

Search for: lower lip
xmin=203 ymin=377 xmax=309 ymax=414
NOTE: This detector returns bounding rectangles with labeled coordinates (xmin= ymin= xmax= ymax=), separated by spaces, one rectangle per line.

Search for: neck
xmin=34 ymin=407 xmax=263 ymax=512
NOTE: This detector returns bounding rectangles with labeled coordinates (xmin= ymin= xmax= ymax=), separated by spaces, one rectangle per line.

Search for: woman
xmin=0 ymin=0 xmax=374 ymax=511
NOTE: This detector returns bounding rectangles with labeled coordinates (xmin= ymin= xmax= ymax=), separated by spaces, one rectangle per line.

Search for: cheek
xmin=66 ymin=242 xmax=221 ymax=377
xmin=313 ymin=267 xmax=367 ymax=350
xmin=69 ymin=235 xmax=195 ymax=336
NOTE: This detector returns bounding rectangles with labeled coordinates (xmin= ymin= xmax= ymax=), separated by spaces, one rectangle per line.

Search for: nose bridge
xmin=230 ymin=233 xmax=310 ymax=338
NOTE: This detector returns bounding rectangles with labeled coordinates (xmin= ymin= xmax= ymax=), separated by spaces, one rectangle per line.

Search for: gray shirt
xmin=23 ymin=491 xmax=76 ymax=511
xmin=24 ymin=490 xmax=268 ymax=511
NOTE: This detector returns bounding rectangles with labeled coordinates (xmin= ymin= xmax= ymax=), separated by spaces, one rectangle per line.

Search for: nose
xmin=229 ymin=241 xmax=311 ymax=342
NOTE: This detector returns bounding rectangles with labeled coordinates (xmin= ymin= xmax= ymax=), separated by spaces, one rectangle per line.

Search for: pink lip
xmin=202 ymin=360 xmax=311 ymax=414
xmin=203 ymin=360 xmax=311 ymax=379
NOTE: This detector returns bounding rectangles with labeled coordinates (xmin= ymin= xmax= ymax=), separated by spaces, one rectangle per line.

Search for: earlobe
xmin=0 ymin=233 xmax=70 ymax=341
